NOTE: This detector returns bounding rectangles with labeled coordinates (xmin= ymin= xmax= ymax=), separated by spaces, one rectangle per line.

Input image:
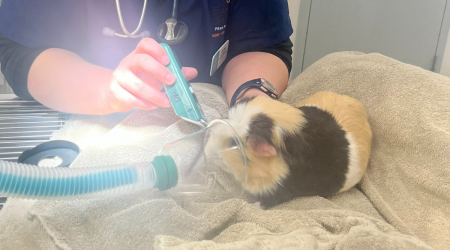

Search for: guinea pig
xmin=205 ymin=91 xmax=372 ymax=209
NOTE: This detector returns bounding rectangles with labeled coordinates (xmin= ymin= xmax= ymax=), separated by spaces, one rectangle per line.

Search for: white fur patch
xmin=227 ymin=101 xmax=263 ymax=138
xmin=340 ymin=132 xmax=361 ymax=192
xmin=300 ymin=104 xmax=318 ymax=107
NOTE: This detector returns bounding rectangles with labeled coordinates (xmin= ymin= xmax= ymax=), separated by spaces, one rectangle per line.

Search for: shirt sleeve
xmin=0 ymin=32 xmax=46 ymax=99
xmin=225 ymin=0 xmax=293 ymax=64
xmin=0 ymin=1 xmax=89 ymax=99
xmin=257 ymin=38 xmax=293 ymax=74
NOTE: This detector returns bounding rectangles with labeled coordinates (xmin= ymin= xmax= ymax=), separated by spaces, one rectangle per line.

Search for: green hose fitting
xmin=152 ymin=155 xmax=178 ymax=191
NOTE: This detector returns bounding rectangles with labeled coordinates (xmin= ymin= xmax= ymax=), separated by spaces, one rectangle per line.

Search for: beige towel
xmin=0 ymin=52 xmax=447 ymax=250
xmin=280 ymin=51 xmax=450 ymax=249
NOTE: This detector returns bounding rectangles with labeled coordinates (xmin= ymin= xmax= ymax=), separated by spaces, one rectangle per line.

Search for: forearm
xmin=28 ymin=48 xmax=114 ymax=114
xmin=222 ymin=52 xmax=289 ymax=105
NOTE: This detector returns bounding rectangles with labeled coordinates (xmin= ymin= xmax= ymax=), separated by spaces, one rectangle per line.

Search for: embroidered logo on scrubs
xmin=211 ymin=1 xmax=230 ymax=38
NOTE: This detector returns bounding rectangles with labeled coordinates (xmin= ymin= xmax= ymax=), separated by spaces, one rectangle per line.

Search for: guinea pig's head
xmin=204 ymin=96 xmax=305 ymax=195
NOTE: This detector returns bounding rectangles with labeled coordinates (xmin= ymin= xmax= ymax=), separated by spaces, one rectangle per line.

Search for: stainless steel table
xmin=0 ymin=95 xmax=71 ymax=210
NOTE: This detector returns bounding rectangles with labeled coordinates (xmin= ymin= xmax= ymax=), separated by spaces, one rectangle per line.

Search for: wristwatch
xmin=230 ymin=78 xmax=279 ymax=107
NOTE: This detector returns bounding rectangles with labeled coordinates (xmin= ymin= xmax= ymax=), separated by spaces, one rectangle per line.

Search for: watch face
xmin=261 ymin=79 xmax=277 ymax=94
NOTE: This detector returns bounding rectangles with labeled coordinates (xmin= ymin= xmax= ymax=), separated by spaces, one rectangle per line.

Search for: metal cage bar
xmin=0 ymin=98 xmax=71 ymax=210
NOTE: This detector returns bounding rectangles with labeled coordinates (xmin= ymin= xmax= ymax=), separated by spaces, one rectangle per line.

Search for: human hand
xmin=102 ymin=38 xmax=197 ymax=112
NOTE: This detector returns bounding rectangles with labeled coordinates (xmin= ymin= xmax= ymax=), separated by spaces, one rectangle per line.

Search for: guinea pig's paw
xmin=251 ymin=201 xmax=264 ymax=210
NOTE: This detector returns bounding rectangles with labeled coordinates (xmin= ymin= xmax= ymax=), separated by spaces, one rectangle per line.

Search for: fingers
xmin=108 ymin=81 xmax=159 ymax=111
xmin=132 ymin=39 xmax=198 ymax=85
xmin=181 ymin=67 xmax=198 ymax=81
xmin=134 ymin=38 xmax=169 ymax=65
xmin=128 ymin=54 xmax=175 ymax=85
xmin=114 ymin=71 xmax=171 ymax=107
xmin=131 ymin=38 xmax=175 ymax=86
xmin=106 ymin=38 xmax=201 ymax=112
xmin=139 ymin=72 xmax=164 ymax=91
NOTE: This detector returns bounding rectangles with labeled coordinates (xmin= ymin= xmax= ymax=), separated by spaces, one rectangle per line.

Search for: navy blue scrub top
xmin=0 ymin=0 xmax=292 ymax=88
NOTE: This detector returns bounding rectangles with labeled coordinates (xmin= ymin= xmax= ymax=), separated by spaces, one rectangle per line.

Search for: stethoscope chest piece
xmin=157 ymin=18 xmax=188 ymax=45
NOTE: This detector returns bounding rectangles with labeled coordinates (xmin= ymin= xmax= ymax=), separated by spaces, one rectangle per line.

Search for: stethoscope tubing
xmin=171 ymin=0 xmax=179 ymax=20
xmin=114 ymin=0 xmax=148 ymax=38
xmin=107 ymin=0 xmax=187 ymax=44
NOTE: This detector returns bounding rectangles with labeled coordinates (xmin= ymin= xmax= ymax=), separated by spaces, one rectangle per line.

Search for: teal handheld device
xmin=160 ymin=43 xmax=208 ymax=127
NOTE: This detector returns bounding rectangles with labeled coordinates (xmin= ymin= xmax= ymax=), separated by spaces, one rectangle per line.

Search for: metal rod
xmin=0 ymin=145 xmax=48 ymax=149
xmin=0 ymin=118 xmax=68 ymax=122
xmin=0 ymin=110 xmax=61 ymax=114
xmin=0 ymin=152 xmax=23 ymax=157
xmin=0 ymin=99 xmax=40 ymax=103
xmin=0 ymin=116 xmax=67 ymax=120
xmin=0 ymin=120 xmax=66 ymax=124
xmin=0 ymin=125 xmax=64 ymax=130
xmin=0 ymin=145 xmax=36 ymax=150
xmin=0 ymin=157 xmax=18 ymax=161
xmin=0 ymin=147 xmax=36 ymax=153
xmin=0 ymin=135 xmax=52 ymax=140
xmin=0 ymin=132 xmax=53 ymax=140
xmin=0 ymin=140 xmax=49 ymax=144
xmin=0 ymin=102 xmax=49 ymax=106
xmin=0 ymin=107 xmax=59 ymax=111
xmin=0 ymin=121 xmax=66 ymax=126
xmin=0 ymin=131 xmax=56 ymax=135
xmin=0 ymin=153 xmax=31 ymax=157
xmin=0 ymin=103 xmax=57 ymax=107
xmin=0 ymin=113 xmax=69 ymax=117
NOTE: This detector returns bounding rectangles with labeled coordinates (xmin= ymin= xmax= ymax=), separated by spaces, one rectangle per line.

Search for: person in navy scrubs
xmin=0 ymin=0 xmax=293 ymax=115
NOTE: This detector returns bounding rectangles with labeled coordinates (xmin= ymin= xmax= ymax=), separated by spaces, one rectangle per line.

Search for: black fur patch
xmin=247 ymin=113 xmax=275 ymax=146
xmin=259 ymin=106 xmax=349 ymax=208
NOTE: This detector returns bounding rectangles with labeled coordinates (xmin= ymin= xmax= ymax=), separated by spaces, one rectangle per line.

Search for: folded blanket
xmin=1 ymin=51 xmax=448 ymax=250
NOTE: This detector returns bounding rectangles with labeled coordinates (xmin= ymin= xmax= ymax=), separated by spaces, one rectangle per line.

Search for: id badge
xmin=210 ymin=40 xmax=229 ymax=76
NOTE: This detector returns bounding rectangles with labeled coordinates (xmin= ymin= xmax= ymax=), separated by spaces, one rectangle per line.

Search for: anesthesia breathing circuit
xmin=0 ymin=44 xmax=246 ymax=200
xmin=0 ymin=156 xmax=176 ymax=199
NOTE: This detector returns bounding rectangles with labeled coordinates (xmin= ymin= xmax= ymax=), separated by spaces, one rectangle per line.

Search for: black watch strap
xmin=230 ymin=79 xmax=278 ymax=107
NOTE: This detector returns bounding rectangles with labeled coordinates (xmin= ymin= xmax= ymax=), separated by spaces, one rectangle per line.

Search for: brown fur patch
xmin=250 ymin=97 xmax=306 ymax=150
xmin=223 ymin=148 xmax=290 ymax=195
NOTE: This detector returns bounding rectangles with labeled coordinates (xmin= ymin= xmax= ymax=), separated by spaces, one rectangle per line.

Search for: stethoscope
xmin=103 ymin=0 xmax=188 ymax=44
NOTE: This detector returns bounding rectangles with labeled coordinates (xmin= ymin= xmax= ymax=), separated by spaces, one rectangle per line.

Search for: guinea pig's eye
xmin=228 ymin=139 xmax=238 ymax=148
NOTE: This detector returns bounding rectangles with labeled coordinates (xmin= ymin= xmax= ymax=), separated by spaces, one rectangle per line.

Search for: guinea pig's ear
xmin=247 ymin=136 xmax=277 ymax=157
